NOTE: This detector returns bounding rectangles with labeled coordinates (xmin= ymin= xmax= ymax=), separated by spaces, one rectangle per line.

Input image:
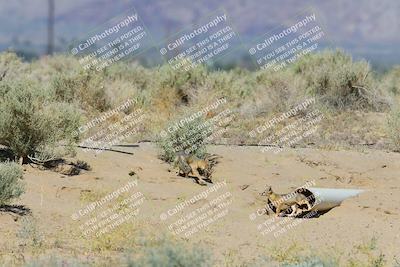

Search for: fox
xmin=260 ymin=185 xmax=312 ymax=217
xmin=173 ymin=152 xmax=211 ymax=185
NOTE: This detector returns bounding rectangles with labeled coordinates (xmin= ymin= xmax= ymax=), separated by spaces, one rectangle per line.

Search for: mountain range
xmin=1 ymin=0 xmax=399 ymax=69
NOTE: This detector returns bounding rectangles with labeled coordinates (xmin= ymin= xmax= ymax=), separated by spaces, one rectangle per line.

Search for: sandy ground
xmin=1 ymin=143 xmax=400 ymax=266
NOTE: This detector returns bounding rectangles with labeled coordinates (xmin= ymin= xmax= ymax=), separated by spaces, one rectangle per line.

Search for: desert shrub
xmin=158 ymin=116 xmax=211 ymax=162
xmin=348 ymin=237 xmax=386 ymax=267
xmin=127 ymin=237 xmax=213 ymax=267
xmin=251 ymin=69 xmax=303 ymax=115
xmin=24 ymin=256 xmax=87 ymax=267
xmin=0 ymin=80 xmax=81 ymax=162
xmin=0 ymin=52 xmax=29 ymax=83
xmin=249 ymin=256 xmax=337 ymax=267
xmin=281 ymin=257 xmax=337 ymax=267
xmin=16 ymin=216 xmax=44 ymax=249
xmin=28 ymin=55 xmax=82 ymax=85
xmin=256 ymin=72 xmax=293 ymax=109
xmin=394 ymin=258 xmax=400 ymax=267
xmin=99 ymin=62 xmax=155 ymax=113
xmin=105 ymin=61 xmax=152 ymax=88
xmin=155 ymin=63 xmax=208 ymax=105
xmin=36 ymin=54 xmax=81 ymax=73
xmin=0 ymin=162 xmax=24 ymax=205
xmin=381 ymin=66 xmax=400 ymax=97
xmin=292 ymin=49 xmax=386 ymax=110
xmin=387 ymin=106 xmax=400 ymax=151
xmin=51 ymin=70 xmax=111 ymax=112
xmin=206 ymin=68 xmax=256 ymax=100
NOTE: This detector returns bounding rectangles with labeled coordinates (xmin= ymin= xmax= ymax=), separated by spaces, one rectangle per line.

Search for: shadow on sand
xmin=0 ymin=205 xmax=31 ymax=216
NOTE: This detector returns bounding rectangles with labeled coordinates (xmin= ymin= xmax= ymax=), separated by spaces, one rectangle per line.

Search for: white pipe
xmin=306 ymin=187 xmax=366 ymax=211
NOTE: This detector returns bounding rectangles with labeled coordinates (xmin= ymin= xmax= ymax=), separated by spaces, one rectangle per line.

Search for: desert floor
xmin=1 ymin=143 xmax=399 ymax=266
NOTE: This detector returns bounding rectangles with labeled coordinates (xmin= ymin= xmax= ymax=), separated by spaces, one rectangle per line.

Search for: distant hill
xmin=1 ymin=0 xmax=399 ymax=68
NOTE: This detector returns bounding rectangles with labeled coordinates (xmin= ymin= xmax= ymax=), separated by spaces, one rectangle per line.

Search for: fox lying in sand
xmin=261 ymin=185 xmax=312 ymax=217
xmin=173 ymin=152 xmax=213 ymax=185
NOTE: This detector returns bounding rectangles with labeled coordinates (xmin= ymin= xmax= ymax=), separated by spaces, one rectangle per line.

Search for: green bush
xmin=0 ymin=52 xmax=29 ymax=83
xmin=127 ymin=238 xmax=213 ymax=267
xmin=206 ymin=68 xmax=255 ymax=100
xmin=156 ymin=63 xmax=208 ymax=104
xmin=281 ymin=257 xmax=337 ymax=267
xmin=253 ymin=69 xmax=302 ymax=114
xmin=240 ymin=254 xmax=338 ymax=267
xmin=157 ymin=116 xmax=211 ymax=162
xmin=388 ymin=106 xmax=400 ymax=151
xmin=292 ymin=49 xmax=386 ymax=110
xmin=105 ymin=61 xmax=152 ymax=87
xmin=0 ymin=80 xmax=81 ymax=162
xmin=16 ymin=216 xmax=44 ymax=249
xmin=0 ymin=162 xmax=24 ymax=205
xmin=51 ymin=70 xmax=111 ymax=112
xmin=381 ymin=66 xmax=400 ymax=96
xmin=24 ymin=258 xmax=86 ymax=267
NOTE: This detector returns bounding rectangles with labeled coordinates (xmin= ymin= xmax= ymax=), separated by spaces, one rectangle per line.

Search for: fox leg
xmin=198 ymin=178 xmax=207 ymax=185
xmin=298 ymin=199 xmax=312 ymax=211
xmin=287 ymin=204 xmax=298 ymax=217
xmin=305 ymin=200 xmax=312 ymax=211
xmin=192 ymin=168 xmax=207 ymax=185
xmin=184 ymin=170 xmax=190 ymax=178
xmin=275 ymin=205 xmax=282 ymax=217
xmin=295 ymin=207 xmax=305 ymax=217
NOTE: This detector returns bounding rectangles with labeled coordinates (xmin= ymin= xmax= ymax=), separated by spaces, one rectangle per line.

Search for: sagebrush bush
xmin=0 ymin=162 xmax=24 ymax=205
xmin=206 ymin=68 xmax=255 ymax=100
xmin=128 ymin=237 xmax=213 ymax=267
xmin=16 ymin=216 xmax=44 ymax=249
xmin=105 ymin=61 xmax=152 ymax=88
xmin=158 ymin=116 xmax=211 ymax=162
xmin=155 ymin=63 xmax=208 ymax=105
xmin=51 ymin=70 xmax=111 ymax=112
xmin=292 ymin=49 xmax=386 ymax=110
xmin=1 ymin=51 xmax=399 ymax=152
xmin=388 ymin=107 xmax=400 ymax=151
xmin=250 ymin=256 xmax=337 ymax=267
xmin=0 ymin=80 xmax=81 ymax=162
xmin=282 ymin=257 xmax=337 ymax=267
xmin=381 ymin=66 xmax=400 ymax=97
xmin=252 ymin=69 xmax=303 ymax=115
xmin=28 ymin=54 xmax=82 ymax=84
xmin=0 ymin=52 xmax=29 ymax=83
xmin=24 ymin=257 xmax=87 ymax=267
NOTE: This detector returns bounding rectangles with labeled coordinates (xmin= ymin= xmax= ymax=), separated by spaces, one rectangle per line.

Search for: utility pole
xmin=47 ymin=0 xmax=55 ymax=55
